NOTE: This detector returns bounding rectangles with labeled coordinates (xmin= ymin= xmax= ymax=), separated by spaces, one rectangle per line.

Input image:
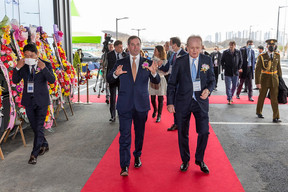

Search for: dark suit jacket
xmin=107 ymin=56 xmax=160 ymax=113
xmin=167 ymin=53 xmax=215 ymax=113
xmin=210 ymin=51 xmax=222 ymax=73
xmin=107 ymin=50 xmax=119 ymax=87
xmin=160 ymin=48 xmax=187 ymax=73
xmin=12 ymin=59 xmax=56 ymax=107
xmin=240 ymin=47 xmax=255 ymax=79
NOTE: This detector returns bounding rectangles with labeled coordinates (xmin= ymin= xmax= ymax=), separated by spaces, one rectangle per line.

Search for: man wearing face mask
xmin=236 ymin=40 xmax=256 ymax=101
xmin=255 ymin=39 xmax=282 ymax=123
xmin=12 ymin=43 xmax=56 ymax=164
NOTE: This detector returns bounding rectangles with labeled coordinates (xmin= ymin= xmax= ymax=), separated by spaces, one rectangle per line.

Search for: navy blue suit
xmin=167 ymin=53 xmax=215 ymax=162
xmin=236 ymin=47 xmax=256 ymax=98
xmin=107 ymin=55 xmax=160 ymax=168
xmin=160 ymin=48 xmax=187 ymax=126
xmin=12 ymin=59 xmax=55 ymax=157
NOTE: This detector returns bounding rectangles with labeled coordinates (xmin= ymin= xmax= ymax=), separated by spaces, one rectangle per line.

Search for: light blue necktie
xmin=247 ymin=49 xmax=251 ymax=66
xmin=191 ymin=58 xmax=197 ymax=100
xmin=191 ymin=58 xmax=197 ymax=82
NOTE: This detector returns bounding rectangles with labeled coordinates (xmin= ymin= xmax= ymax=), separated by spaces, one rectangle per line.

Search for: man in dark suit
xmin=210 ymin=46 xmax=222 ymax=90
xmin=12 ymin=43 xmax=55 ymax=165
xmin=167 ymin=35 xmax=215 ymax=174
xmin=236 ymin=40 xmax=256 ymax=101
xmin=159 ymin=37 xmax=187 ymax=131
xmin=107 ymin=36 xmax=160 ymax=176
xmin=106 ymin=40 xmax=127 ymax=122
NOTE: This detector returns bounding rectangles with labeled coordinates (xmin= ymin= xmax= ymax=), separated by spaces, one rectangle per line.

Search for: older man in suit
xmin=167 ymin=35 xmax=215 ymax=174
xmin=107 ymin=36 xmax=160 ymax=176
xmin=106 ymin=40 xmax=127 ymax=122
xmin=12 ymin=43 xmax=55 ymax=165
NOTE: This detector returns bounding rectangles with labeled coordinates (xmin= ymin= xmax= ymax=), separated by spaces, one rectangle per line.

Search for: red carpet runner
xmin=81 ymin=108 xmax=245 ymax=192
xmin=73 ymin=94 xmax=277 ymax=105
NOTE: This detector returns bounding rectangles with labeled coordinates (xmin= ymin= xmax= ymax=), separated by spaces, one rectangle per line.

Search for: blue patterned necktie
xmin=191 ymin=58 xmax=197 ymax=82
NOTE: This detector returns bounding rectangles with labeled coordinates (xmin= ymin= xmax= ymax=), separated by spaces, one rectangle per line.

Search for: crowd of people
xmin=100 ymin=35 xmax=283 ymax=176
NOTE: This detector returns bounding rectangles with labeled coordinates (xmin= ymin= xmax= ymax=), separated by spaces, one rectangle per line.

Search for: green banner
xmin=71 ymin=0 xmax=80 ymax=16
xmin=72 ymin=36 xmax=102 ymax=44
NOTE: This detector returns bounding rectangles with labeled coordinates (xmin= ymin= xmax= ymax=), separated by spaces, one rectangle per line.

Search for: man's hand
xmin=239 ymin=69 xmax=243 ymax=73
xmin=115 ymin=65 xmax=127 ymax=76
xmin=145 ymin=61 xmax=157 ymax=75
xmin=256 ymin=84 xmax=261 ymax=89
xmin=16 ymin=58 xmax=25 ymax=69
xmin=167 ymin=104 xmax=175 ymax=113
xmin=156 ymin=60 xmax=163 ymax=67
xmin=200 ymin=88 xmax=210 ymax=100
xmin=37 ymin=59 xmax=46 ymax=69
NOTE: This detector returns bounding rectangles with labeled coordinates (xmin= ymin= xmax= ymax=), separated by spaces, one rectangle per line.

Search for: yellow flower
xmin=49 ymin=89 xmax=52 ymax=94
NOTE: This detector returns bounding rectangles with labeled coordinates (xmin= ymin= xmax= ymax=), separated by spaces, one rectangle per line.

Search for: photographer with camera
xmin=95 ymin=34 xmax=114 ymax=103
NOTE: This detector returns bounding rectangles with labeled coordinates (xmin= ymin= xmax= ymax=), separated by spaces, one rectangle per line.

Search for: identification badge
xmin=193 ymin=79 xmax=201 ymax=92
xmin=27 ymin=82 xmax=34 ymax=93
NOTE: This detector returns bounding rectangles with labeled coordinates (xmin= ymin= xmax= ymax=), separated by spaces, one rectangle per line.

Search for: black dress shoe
xmin=152 ymin=112 xmax=156 ymax=118
xmin=242 ymin=90 xmax=247 ymax=93
xmin=134 ymin=157 xmax=142 ymax=168
xmin=257 ymin=114 xmax=264 ymax=118
xmin=249 ymin=98 xmax=254 ymax=102
xmin=273 ymin=118 xmax=282 ymax=123
xmin=109 ymin=117 xmax=116 ymax=122
xmin=28 ymin=155 xmax=37 ymax=165
xmin=39 ymin=146 xmax=49 ymax=156
xmin=120 ymin=167 xmax=129 ymax=176
xmin=236 ymin=95 xmax=240 ymax=99
xmin=167 ymin=124 xmax=178 ymax=131
xmin=180 ymin=162 xmax=189 ymax=172
xmin=195 ymin=161 xmax=209 ymax=174
xmin=105 ymin=99 xmax=109 ymax=104
xmin=156 ymin=115 xmax=161 ymax=123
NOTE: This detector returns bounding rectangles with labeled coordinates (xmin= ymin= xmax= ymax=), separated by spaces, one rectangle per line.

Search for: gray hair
xmin=186 ymin=35 xmax=203 ymax=46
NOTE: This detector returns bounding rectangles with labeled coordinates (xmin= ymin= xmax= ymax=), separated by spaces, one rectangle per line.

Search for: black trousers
xmin=213 ymin=66 xmax=219 ymax=88
xmin=25 ymin=100 xmax=48 ymax=157
xmin=118 ymin=109 xmax=148 ymax=168
xmin=177 ymin=99 xmax=209 ymax=163
xmin=109 ymin=84 xmax=119 ymax=118
xmin=236 ymin=67 xmax=253 ymax=98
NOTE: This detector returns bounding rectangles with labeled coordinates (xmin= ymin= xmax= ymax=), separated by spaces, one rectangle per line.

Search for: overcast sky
xmin=72 ymin=0 xmax=288 ymax=42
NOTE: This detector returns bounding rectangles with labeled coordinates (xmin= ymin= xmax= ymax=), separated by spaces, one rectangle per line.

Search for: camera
xmin=102 ymin=33 xmax=113 ymax=53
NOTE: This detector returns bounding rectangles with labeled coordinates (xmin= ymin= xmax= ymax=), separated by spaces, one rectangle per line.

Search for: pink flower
xmin=15 ymin=96 xmax=21 ymax=103
xmin=16 ymin=85 xmax=23 ymax=92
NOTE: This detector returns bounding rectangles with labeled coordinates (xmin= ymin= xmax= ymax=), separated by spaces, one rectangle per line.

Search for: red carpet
xmin=72 ymin=94 xmax=278 ymax=105
xmin=81 ymin=109 xmax=244 ymax=192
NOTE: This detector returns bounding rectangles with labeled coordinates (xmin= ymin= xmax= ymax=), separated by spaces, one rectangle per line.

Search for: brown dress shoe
xmin=39 ymin=146 xmax=49 ymax=156
xmin=28 ymin=155 xmax=37 ymax=165
xmin=167 ymin=124 xmax=178 ymax=131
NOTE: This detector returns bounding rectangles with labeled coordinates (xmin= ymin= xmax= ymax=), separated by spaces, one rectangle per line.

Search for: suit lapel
xmin=198 ymin=54 xmax=203 ymax=79
xmin=136 ymin=57 xmax=145 ymax=82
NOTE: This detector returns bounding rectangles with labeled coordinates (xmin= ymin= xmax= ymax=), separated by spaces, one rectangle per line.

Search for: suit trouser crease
xmin=25 ymin=102 xmax=48 ymax=157
xmin=237 ymin=76 xmax=253 ymax=98
xmin=118 ymin=109 xmax=148 ymax=168
xmin=214 ymin=66 xmax=219 ymax=87
xmin=178 ymin=99 xmax=209 ymax=163
xmin=109 ymin=85 xmax=118 ymax=118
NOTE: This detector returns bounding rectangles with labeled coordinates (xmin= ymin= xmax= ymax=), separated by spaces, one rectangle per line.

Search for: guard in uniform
xmin=255 ymin=39 xmax=282 ymax=122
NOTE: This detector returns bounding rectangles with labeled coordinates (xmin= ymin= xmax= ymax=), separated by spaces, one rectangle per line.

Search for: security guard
xmin=255 ymin=39 xmax=282 ymax=122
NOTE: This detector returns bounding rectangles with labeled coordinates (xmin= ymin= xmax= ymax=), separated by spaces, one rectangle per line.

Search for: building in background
xmin=0 ymin=0 xmax=73 ymax=62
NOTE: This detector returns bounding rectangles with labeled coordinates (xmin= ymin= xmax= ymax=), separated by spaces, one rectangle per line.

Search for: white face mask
xmin=25 ymin=58 xmax=38 ymax=66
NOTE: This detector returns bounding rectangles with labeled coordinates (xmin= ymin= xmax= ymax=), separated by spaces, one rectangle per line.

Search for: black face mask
xmin=268 ymin=45 xmax=274 ymax=52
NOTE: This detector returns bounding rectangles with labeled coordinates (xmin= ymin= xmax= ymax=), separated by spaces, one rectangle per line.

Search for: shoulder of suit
xmin=258 ymin=52 xmax=266 ymax=57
